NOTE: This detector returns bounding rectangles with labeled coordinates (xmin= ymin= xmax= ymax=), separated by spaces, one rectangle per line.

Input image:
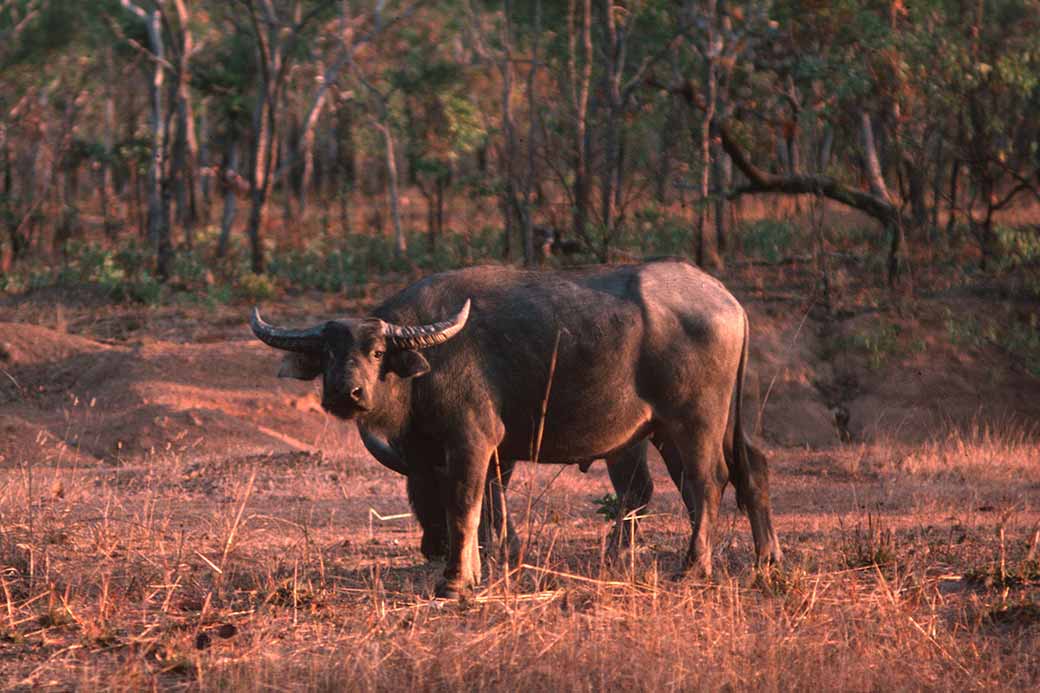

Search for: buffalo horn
xmin=250 ymin=307 xmax=325 ymax=352
xmin=383 ymin=299 xmax=471 ymax=350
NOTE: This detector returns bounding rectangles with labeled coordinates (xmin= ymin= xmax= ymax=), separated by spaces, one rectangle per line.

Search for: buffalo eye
xmin=372 ymin=349 xmax=384 ymax=360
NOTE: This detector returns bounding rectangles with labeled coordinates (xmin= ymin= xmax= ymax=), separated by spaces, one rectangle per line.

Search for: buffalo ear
xmin=277 ymin=352 xmax=322 ymax=380
xmin=386 ymin=349 xmax=431 ymax=379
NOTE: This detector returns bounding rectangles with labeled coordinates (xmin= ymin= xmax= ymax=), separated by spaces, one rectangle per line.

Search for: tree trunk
xmin=101 ymin=46 xmax=118 ymax=238
xmin=217 ymin=141 xmax=238 ymax=258
xmin=298 ymin=87 xmax=327 ymax=217
xmin=172 ymin=100 xmax=190 ymax=247
xmin=819 ymin=125 xmax=834 ymax=173
xmin=569 ymin=0 xmax=592 ymax=248
xmin=500 ymin=4 xmax=520 ymax=262
xmin=199 ymin=104 xmax=211 ymax=220
xmin=946 ymin=159 xmax=960 ymax=236
xmin=860 ymin=111 xmax=905 ymax=284
xmin=377 ymin=120 xmax=405 ymax=259
xmin=436 ymin=174 xmax=446 ymax=240
xmin=905 ymin=159 xmax=927 ymax=231
xmin=600 ymin=0 xmax=623 ymax=244
xmin=144 ymin=8 xmax=171 ymax=279
xmin=245 ymin=91 xmax=269 ymax=273
xmin=657 ymin=101 xmax=677 ymax=204
xmin=929 ymin=138 xmax=943 ymax=231
xmin=173 ymin=0 xmax=199 ymax=243
xmin=712 ymin=139 xmax=731 ymax=253
xmin=695 ymin=0 xmax=718 ymax=267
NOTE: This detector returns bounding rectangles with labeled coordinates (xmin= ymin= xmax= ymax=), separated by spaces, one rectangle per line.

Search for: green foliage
xmin=995 ymin=226 xmax=1040 ymax=269
xmin=591 ymin=493 xmax=622 ymax=523
xmin=236 ymin=273 xmax=278 ymax=302
xmin=944 ymin=308 xmax=1040 ymax=377
xmin=169 ymin=251 xmax=211 ymax=291
xmin=267 ymin=245 xmax=363 ymax=293
xmin=740 ymin=220 xmax=797 ymax=263
xmin=628 ymin=207 xmax=691 ymax=256
xmin=823 ymin=319 xmax=907 ymax=370
xmin=17 ymin=241 xmax=165 ymax=305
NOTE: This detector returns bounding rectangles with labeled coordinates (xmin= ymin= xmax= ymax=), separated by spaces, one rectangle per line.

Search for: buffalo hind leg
xmin=659 ymin=421 xmax=728 ymax=579
xmin=605 ymin=440 xmax=652 ymax=553
xmin=481 ymin=457 xmax=520 ymax=560
xmin=727 ymin=437 xmax=783 ymax=566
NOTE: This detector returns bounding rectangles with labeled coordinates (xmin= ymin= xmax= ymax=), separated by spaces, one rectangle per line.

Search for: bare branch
xmin=654 ymin=77 xmax=901 ymax=227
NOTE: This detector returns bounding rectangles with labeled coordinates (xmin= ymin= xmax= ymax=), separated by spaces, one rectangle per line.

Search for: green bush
xmin=995 ymin=225 xmax=1040 ymax=268
xmin=740 ymin=219 xmax=797 ymax=263
xmin=823 ymin=319 xmax=904 ymax=370
xmin=236 ymin=272 xmax=278 ymax=302
xmin=631 ymin=207 xmax=690 ymax=256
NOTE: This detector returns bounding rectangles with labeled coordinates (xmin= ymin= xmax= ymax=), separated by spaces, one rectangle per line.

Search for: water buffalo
xmin=252 ymin=259 xmax=782 ymax=597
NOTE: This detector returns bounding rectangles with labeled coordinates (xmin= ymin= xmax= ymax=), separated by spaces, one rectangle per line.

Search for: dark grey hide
xmin=252 ymin=259 xmax=782 ymax=598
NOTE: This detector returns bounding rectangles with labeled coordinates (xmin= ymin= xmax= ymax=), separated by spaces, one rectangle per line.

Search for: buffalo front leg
xmin=436 ymin=445 xmax=492 ymax=598
xmin=407 ymin=467 xmax=449 ymax=563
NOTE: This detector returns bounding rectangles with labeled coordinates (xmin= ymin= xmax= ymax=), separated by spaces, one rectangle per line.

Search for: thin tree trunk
xmin=657 ymin=101 xmax=677 ymax=204
xmin=569 ymin=0 xmax=592 ymax=248
xmin=246 ymin=82 xmax=271 ymax=273
xmin=174 ymin=0 xmax=199 ymax=242
xmin=500 ymin=0 xmax=520 ymax=261
xmin=436 ymin=175 xmax=446 ymax=239
xmin=930 ymin=137 xmax=943 ymax=231
xmin=375 ymin=120 xmax=405 ymax=258
xmin=946 ymin=159 xmax=960 ymax=236
xmin=144 ymin=8 xmax=170 ymax=278
xmin=696 ymin=0 xmax=718 ymax=267
xmin=101 ymin=46 xmax=118 ymax=238
xmin=299 ymin=86 xmax=328 ymax=216
xmin=600 ymin=0 xmax=622 ymax=245
xmin=860 ymin=111 xmax=904 ymax=284
xmin=172 ymin=100 xmax=190 ymax=246
xmin=198 ymin=103 xmax=211 ymax=220
xmin=713 ymin=141 xmax=731 ymax=253
xmin=819 ymin=125 xmax=834 ymax=172
xmin=217 ymin=142 xmax=238 ymax=258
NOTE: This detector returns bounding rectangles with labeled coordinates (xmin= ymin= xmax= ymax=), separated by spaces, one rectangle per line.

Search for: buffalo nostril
xmin=350 ymin=387 xmax=363 ymax=402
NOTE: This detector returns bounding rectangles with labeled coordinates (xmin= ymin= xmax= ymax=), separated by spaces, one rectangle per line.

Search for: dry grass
xmin=2 ymin=426 xmax=1039 ymax=691
xmin=898 ymin=423 xmax=1040 ymax=481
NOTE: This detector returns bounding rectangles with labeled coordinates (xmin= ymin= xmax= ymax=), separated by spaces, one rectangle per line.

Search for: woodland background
xmin=0 ymin=0 xmax=1038 ymax=302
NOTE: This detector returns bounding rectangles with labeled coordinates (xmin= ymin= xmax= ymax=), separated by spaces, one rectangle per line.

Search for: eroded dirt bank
xmin=2 ymin=288 xmax=1036 ymax=470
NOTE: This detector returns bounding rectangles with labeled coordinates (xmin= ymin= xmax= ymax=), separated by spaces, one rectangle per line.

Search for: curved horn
xmin=383 ymin=299 xmax=471 ymax=350
xmin=250 ymin=307 xmax=325 ymax=353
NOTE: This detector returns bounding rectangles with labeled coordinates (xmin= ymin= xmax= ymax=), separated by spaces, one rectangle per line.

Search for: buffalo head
xmin=250 ymin=300 xmax=471 ymax=420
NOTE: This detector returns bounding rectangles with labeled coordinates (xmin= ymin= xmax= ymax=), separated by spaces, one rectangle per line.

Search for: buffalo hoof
xmin=760 ymin=544 xmax=784 ymax=566
xmin=671 ymin=556 xmax=712 ymax=582
xmin=434 ymin=580 xmax=468 ymax=600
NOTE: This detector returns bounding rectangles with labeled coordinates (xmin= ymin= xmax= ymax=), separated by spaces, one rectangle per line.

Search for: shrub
xmin=740 ymin=219 xmax=797 ymax=263
xmin=237 ymin=272 xmax=278 ymax=302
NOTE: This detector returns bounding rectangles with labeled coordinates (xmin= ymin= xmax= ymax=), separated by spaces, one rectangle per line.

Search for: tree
xmin=236 ymin=0 xmax=336 ymax=273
